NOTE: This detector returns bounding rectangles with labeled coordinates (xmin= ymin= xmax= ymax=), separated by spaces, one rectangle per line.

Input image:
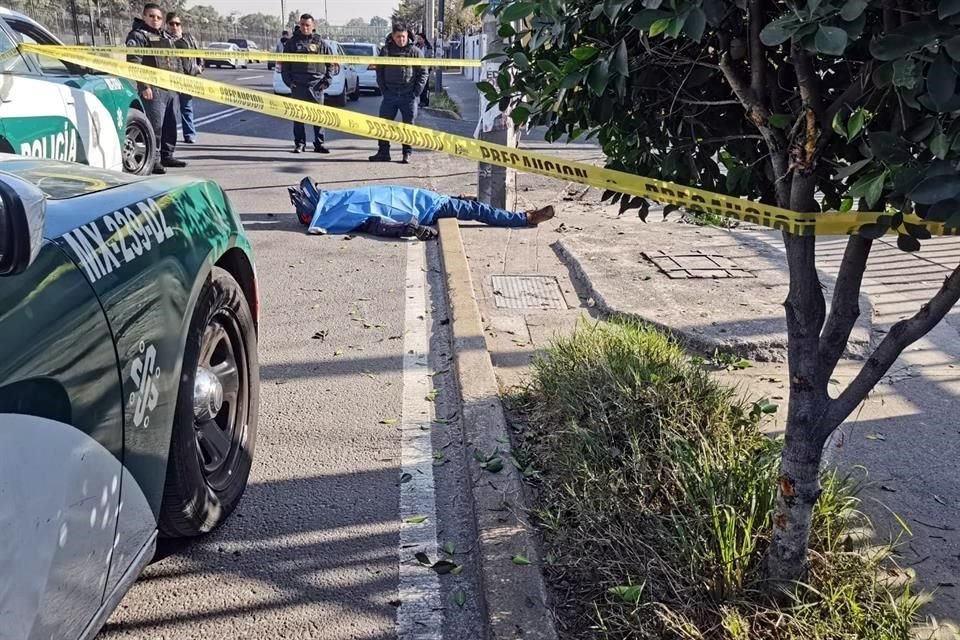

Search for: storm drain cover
xmin=491 ymin=275 xmax=567 ymax=310
xmin=643 ymin=250 xmax=756 ymax=279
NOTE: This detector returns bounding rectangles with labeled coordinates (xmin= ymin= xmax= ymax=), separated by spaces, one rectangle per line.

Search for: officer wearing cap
xmin=126 ymin=2 xmax=187 ymax=174
xmin=281 ymin=14 xmax=335 ymax=154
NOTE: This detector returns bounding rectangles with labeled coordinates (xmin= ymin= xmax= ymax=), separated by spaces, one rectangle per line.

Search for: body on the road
xmin=281 ymin=14 xmax=334 ymax=154
xmin=166 ymin=12 xmax=201 ymax=144
xmin=125 ymin=3 xmax=186 ymax=174
xmin=369 ymin=22 xmax=427 ymax=165
xmin=288 ymin=179 xmax=555 ymax=238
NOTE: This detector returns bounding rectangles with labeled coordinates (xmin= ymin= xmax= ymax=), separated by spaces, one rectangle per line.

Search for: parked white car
xmin=341 ymin=42 xmax=380 ymax=95
xmin=204 ymin=42 xmax=247 ymax=69
xmin=272 ymin=39 xmax=360 ymax=106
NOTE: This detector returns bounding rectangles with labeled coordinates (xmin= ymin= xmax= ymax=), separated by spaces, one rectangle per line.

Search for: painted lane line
xmin=397 ymin=241 xmax=442 ymax=640
xmin=237 ymin=75 xmax=264 ymax=81
xmin=176 ymin=107 xmax=244 ymax=134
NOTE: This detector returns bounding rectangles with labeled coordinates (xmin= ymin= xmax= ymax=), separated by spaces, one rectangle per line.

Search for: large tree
xmin=475 ymin=0 xmax=960 ymax=587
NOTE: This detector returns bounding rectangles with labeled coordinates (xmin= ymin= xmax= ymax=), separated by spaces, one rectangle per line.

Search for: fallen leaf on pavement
xmin=866 ymin=432 xmax=886 ymax=441
xmin=405 ymin=515 xmax=428 ymax=524
xmin=454 ymin=590 xmax=466 ymax=607
xmin=512 ymin=554 xmax=531 ymax=566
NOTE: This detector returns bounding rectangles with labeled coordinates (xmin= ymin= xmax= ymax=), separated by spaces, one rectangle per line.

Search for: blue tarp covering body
xmin=308 ymin=186 xmax=451 ymax=234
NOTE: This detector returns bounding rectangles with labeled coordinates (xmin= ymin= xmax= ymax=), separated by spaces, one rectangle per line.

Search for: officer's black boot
xmin=161 ymin=156 xmax=187 ymax=168
xmin=294 ymin=143 xmax=306 ymax=153
xmin=369 ymin=151 xmax=391 ymax=162
xmin=401 ymin=151 xmax=411 ymax=164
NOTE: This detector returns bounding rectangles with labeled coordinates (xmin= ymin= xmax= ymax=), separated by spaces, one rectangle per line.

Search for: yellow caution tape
xmin=38 ymin=44 xmax=477 ymax=67
xmin=22 ymin=43 xmax=956 ymax=237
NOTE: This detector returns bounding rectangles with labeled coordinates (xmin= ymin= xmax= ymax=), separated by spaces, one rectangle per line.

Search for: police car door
xmin=0 ymin=234 xmax=125 ymax=639
xmin=0 ymin=21 xmax=73 ymax=164
xmin=5 ymin=16 xmax=124 ymax=172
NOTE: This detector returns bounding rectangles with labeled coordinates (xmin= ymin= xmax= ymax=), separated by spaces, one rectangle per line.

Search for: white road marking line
xmin=397 ymin=241 xmax=442 ymax=640
xmin=237 ymin=75 xmax=264 ymax=81
xmin=176 ymin=107 xmax=244 ymax=133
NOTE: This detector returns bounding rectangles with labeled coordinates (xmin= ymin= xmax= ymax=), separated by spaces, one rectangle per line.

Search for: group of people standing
xmin=125 ymin=3 xmax=201 ymax=174
xmin=278 ymin=18 xmax=431 ymax=165
xmin=123 ymin=6 xmax=439 ymax=172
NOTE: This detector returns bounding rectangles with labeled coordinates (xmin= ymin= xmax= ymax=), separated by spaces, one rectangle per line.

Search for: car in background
xmin=272 ymin=39 xmax=360 ymax=106
xmin=204 ymin=41 xmax=247 ymax=69
xmin=341 ymin=42 xmax=380 ymax=95
xmin=0 ymin=6 xmax=157 ymax=175
xmin=228 ymin=37 xmax=261 ymax=66
xmin=0 ymin=154 xmax=260 ymax=640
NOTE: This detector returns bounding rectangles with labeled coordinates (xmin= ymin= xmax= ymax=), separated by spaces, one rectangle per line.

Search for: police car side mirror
xmin=0 ymin=173 xmax=47 ymax=277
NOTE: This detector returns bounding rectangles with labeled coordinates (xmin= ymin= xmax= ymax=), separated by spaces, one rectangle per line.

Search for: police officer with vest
xmin=126 ymin=3 xmax=187 ymax=174
xmin=281 ymin=14 xmax=335 ymax=154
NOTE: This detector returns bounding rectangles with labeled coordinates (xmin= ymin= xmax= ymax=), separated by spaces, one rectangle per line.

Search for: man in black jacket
xmin=369 ymin=21 xmax=427 ymax=164
xmin=126 ymin=3 xmax=186 ymax=174
xmin=281 ymin=14 xmax=335 ymax=154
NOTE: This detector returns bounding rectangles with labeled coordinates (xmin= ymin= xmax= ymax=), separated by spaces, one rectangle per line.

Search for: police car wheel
xmin=158 ymin=267 xmax=259 ymax=538
xmin=123 ymin=109 xmax=155 ymax=176
xmin=349 ymin=81 xmax=360 ymax=102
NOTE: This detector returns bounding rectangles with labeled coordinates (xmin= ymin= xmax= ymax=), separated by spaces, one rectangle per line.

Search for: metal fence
xmin=7 ymin=0 xmax=283 ymax=48
xmin=6 ymin=0 xmax=477 ymax=60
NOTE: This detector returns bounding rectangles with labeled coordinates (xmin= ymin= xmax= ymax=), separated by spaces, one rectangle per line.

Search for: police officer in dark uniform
xmin=125 ymin=3 xmax=187 ymax=174
xmin=281 ymin=14 xmax=335 ymax=154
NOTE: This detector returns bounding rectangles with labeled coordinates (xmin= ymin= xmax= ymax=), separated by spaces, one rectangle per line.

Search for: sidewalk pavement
xmin=427 ymin=75 xmax=960 ymax=637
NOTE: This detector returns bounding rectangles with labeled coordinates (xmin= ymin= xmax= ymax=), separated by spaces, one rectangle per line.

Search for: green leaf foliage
xmin=478 ymin=0 xmax=960 ymax=255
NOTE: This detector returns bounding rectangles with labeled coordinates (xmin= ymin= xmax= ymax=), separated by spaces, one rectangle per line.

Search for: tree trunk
xmin=766 ymin=175 xmax=830 ymax=590
xmin=767 ymin=434 xmax=825 ymax=586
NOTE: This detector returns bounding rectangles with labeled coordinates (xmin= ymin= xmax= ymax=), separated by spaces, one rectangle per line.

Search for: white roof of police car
xmin=207 ymin=42 xmax=238 ymax=50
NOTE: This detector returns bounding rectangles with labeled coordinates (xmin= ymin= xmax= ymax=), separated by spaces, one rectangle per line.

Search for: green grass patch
xmin=508 ymin=320 xmax=923 ymax=639
xmin=429 ymin=90 xmax=461 ymax=116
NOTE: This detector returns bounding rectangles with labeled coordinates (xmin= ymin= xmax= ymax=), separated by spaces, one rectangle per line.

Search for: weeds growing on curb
xmin=429 ymin=90 xmax=461 ymax=116
xmin=508 ymin=320 xmax=923 ymax=639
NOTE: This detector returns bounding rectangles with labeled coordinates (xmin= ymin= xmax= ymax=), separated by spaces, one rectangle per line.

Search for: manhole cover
xmin=642 ymin=250 xmax=756 ymax=279
xmin=491 ymin=275 xmax=567 ymax=310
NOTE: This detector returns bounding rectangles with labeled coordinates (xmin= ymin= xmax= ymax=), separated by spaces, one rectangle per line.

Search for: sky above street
xmin=188 ymin=0 xmax=400 ymax=25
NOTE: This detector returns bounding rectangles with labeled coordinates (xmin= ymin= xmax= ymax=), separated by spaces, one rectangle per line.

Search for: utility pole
xmin=476 ymin=10 xmax=516 ymax=209
xmin=69 ymin=0 xmax=81 ymax=44
xmin=424 ymin=0 xmax=434 ymax=53
xmin=435 ymin=0 xmax=444 ymax=92
xmin=87 ymin=0 xmax=97 ymax=45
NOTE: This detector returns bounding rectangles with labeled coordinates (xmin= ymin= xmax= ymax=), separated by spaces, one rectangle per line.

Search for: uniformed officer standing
xmin=125 ymin=3 xmax=187 ymax=174
xmin=281 ymin=14 xmax=335 ymax=154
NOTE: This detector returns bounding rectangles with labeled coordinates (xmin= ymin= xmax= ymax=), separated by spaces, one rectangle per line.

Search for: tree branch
xmin=818 ymin=235 xmax=873 ymax=381
xmin=824 ymin=264 xmax=960 ymax=433
xmin=718 ymin=44 xmax=786 ymax=153
xmin=677 ymin=99 xmax=743 ymax=105
xmin=750 ymin=0 xmax=766 ymax=99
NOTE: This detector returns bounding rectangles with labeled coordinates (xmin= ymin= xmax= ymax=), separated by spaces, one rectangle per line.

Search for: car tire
xmin=158 ymin=267 xmax=259 ymax=538
xmin=329 ymin=89 xmax=347 ymax=107
xmin=122 ymin=108 xmax=156 ymax=176
xmin=349 ymin=80 xmax=360 ymax=102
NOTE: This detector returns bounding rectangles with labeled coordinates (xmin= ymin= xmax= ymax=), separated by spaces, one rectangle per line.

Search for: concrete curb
xmin=423 ymin=106 xmax=463 ymax=120
xmin=551 ymin=237 xmax=783 ymax=359
xmin=554 ymin=234 xmax=872 ymax=363
xmin=437 ymin=217 xmax=558 ymax=640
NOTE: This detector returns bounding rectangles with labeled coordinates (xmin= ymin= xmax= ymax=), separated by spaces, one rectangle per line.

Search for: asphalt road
xmin=100 ymin=66 xmax=485 ymax=640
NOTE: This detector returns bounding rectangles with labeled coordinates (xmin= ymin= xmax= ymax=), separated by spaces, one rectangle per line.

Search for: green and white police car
xmin=0 ymin=7 xmax=157 ymax=176
xmin=0 ymin=154 xmax=259 ymax=639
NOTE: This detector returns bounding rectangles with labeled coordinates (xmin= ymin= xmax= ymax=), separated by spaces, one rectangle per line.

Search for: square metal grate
xmin=642 ymin=250 xmax=756 ymax=279
xmin=491 ymin=275 xmax=567 ymax=310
